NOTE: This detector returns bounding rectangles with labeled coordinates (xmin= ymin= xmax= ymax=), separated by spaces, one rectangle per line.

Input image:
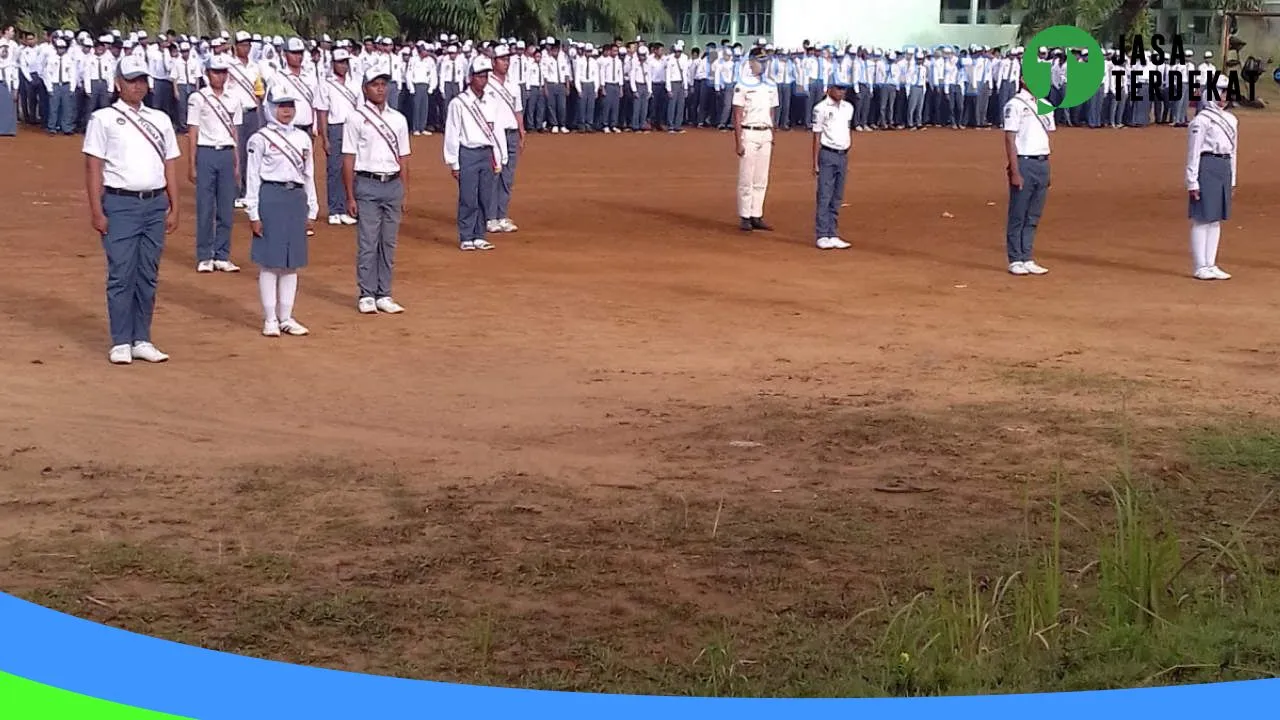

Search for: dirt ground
xmin=2 ymin=113 xmax=1279 ymax=691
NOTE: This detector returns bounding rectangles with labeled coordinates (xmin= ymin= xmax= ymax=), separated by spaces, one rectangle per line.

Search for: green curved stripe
xmin=0 ymin=671 xmax=192 ymax=719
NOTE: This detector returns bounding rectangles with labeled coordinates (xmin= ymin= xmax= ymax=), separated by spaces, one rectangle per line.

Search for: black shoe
xmin=751 ymin=217 xmax=773 ymax=231
xmin=739 ymin=217 xmax=753 ymax=232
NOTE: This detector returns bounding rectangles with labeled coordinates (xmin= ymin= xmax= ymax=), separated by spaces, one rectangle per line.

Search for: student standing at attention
xmin=811 ymin=79 xmax=853 ymax=250
xmin=244 ymin=84 xmax=318 ymax=336
xmin=343 ymin=65 xmax=411 ymax=314
xmin=1002 ymin=76 xmax=1053 ymax=276
xmin=732 ymin=46 xmax=777 ymax=233
xmin=443 ymin=54 xmax=505 ymax=252
xmin=187 ymin=54 xmax=242 ymax=274
xmin=1186 ymin=74 xmax=1237 ymax=281
xmin=82 ymin=55 xmax=180 ymax=365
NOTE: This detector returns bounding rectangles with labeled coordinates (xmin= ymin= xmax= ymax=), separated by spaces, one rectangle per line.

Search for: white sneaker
xmin=328 ymin=215 xmax=343 ymax=225
xmin=109 ymin=344 xmax=133 ymax=364
xmin=340 ymin=214 xmax=357 ymax=225
xmin=131 ymin=341 xmax=169 ymax=363
xmin=413 ymin=131 xmax=422 ymax=136
xmin=279 ymin=318 xmax=310 ymax=336
xmin=486 ymin=219 xmax=502 ymax=233
xmin=551 ymin=126 xmax=561 ymax=134
xmin=196 ymin=260 xmax=215 ymax=273
xmin=472 ymin=238 xmax=495 ymax=250
xmin=423 ymin=131 xmax=434 ymax=136
xmin=459 ymin=240 xmax=477 ymax=251
xmin=262 ymin=320 xmax=281 ymax=337
xmin=1009 ymin=262 xmax=1030 ymax=275
xmin=816 ymin=237 xmax=836 ymax=249
xmin=1209 ymin=266 xmax=1232 ymax=280
xmin=498 ymin=218 xmax=518 ymax=232
xmin=1023 ymin=260 xmax=1049 ymax=275
xmin=375 ymin=297 xmax=404 ymax=314
xmin=358 ymin=296 xmax=378 ymax=314
xmin=559 ymin=126 xmax=568 ymax=133
xmin=1193 ymin=267 xmax=1217 ymax=280
xmin=234 ymin=198 xmax=247 ymax=209
xmin=829 ymin=237 xmax=851 ymax=249
xmin=213 ymin=259 xmax=240 ymax=273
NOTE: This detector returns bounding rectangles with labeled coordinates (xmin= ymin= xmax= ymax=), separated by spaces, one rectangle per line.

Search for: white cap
xmin=364 ymin=66 xmax=391 ymax=83
xmin=285 ymin=37 xmax=305 ymax=53
xmin=272 ymin=35 xmax=284 ymax=45
xmin=220 ymin=31 xmax=230 ymax=39
xmin=447 ymin=44 xmax=458 ymax=53
xmin=470 ymin=55 xmax=493 ymax=74
xmin=516 ymin=40 xmax=526 ymax=49
xmin=54 ymin=39 xmax=67 ymax=49
xmin=637 ymin=44 xmax=648 ymax=55
xmin=179 ymin=41 xmax=191 ymax=51
xmin=674 ymin=40 xmax=685 ymax=50
xmin=1080 ymin=48 xmax=1088 ymax=55
xmin=98 ymin=34 xmax=112 ymax=44
xmin=332 ymin=48 xmax=351 ymax=62
xmin=322 ymin=34 xmax=332 ymax=43
xmin=266 ymin=83 xmax=300 ymax=104
xmin=252 ymin=33 xmax=262 ymax=42
xmin=210 ymin=38 xmax=226 ymax=48
xmin=493 ymin=44 xmax=511 ymax=58
xmin=235 ymin=30 xmax=251 ymax=43
xmin=1205 ymin=51 xmax=1213 ymax=58
xmin=1216 ymin=73 xmax=1230 ymax=90
xmin=117 ymin=55 xmax=149 ymax=79
xmin=137 ymin=30 xmax=148 ymax=38
xmin=207 ymin=54 xmax=232 ymax=71
xmin=80 ymin=37 xmax=92 ymax=47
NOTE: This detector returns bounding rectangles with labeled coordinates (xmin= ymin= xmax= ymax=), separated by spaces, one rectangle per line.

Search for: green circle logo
xmin=1022 ymin=26 xmax=1104 ymax=115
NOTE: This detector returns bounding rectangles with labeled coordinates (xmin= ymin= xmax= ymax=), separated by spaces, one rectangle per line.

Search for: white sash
xmin=489 ymin=76 xmax=519 ymax=118
xmin=227 ymin=61 xmax=259 ymax=105
xmin=458 ymin=92 xmax=502 ymax=171
xmin=203 ymin=90 xmax=238 ymax=142
xmin=328 ymin=77 xmax=358 ymax=111
xmin=284 ymin=71 xmax=314 ymax=104
xmin=259 ymin=126 xmax=306 ymax=173
xmin=357 ymin=103 xmax=403 ymax=168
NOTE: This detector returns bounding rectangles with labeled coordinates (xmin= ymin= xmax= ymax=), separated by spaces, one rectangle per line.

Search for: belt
xmin=822 ymin=146 xmax=848 ymax=154
xmin=104 ymin=187 xmax=165 ymax=199
xmin=1201 ymin=152 xmax=1231 ymax=159
xmin=199 ymin=144 xmax=234 ymax=151
xmin=356 ymin=170 xmax=400 ymax=182
xmin=1019 ymin=155 xmax=1049 ymax=161
xmin=743 ymin=125 xmax=773 ymax=131
xmin=263 ymin=180 xmax=302 ymax=190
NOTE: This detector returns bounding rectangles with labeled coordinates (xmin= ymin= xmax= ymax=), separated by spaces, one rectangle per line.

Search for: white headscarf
xmin=264 ymin=85 xmax=298 ymax=130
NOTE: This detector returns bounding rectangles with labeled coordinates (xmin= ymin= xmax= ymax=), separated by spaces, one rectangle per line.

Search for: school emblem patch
xmin=116 ymin=118 xmax=127 ymax=125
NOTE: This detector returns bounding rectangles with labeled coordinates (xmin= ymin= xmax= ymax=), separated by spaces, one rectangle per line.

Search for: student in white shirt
xmin=271 ymin=37 xmax=318 ymax=134
xmin=444 ymin=54 xmax=505 ymax=252
xmin=1002 ymin=76 xmax=1055 ymax=276
xmin=1186 ymin=73 xmax=1238 ymax=281
xmin=0 ymin=37 xmax=15 ymax=136
xmin=45 ymin=38 xmax=77 ymax=134
xmin=811 ymin=81 xmax=854 ymax=250
xmin=82 ymin=55 xmax=180 ymax=365
xmin=188 ymin=54 xmax=244 ymax=274
xmin=485 ymin=44 xmax=524 ymax=234
xmin=342 ymin=66 xmax=411 ymax=314
xmin=245 ymin=83 xmax=318 ymax=336
xmin=228 ymin=32 xmax=265 ymax=205
xmin=172 ymin=42 xmax=201 ymax=133
xmin=407 ymin=45 xmax=438 ymax=135
xmin=314 ymin=48 xmax=362 ymax=224
xmin=732 ymin=47 xmax=778 ymax=233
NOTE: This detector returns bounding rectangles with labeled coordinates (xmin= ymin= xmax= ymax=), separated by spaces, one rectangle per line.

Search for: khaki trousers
xmin=736 ymin=128 xmax=773 ymax=218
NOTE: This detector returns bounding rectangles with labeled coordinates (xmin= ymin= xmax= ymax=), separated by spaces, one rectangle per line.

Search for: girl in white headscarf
xmin=1185 ymin=72 xmax=1238 ymax=281
xmin=244 ymin=82 xmax=318 ymax=336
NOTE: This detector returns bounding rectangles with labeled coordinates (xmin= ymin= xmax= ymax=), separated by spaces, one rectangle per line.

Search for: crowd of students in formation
xmin=0 ymin=25 xmax=1240 ymax=367
xmin=1 ymin=25 xmax=1227 ymax=140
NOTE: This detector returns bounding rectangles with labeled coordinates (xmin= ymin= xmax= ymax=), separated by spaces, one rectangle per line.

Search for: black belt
xmin=743 ymin=125 xmax=772 ymax=131
xmin=356 ymin=170 xmax=400 ymax=182
xmin=1019 ymin=155 xmax=1049 ymax=161
xmin=104 ymin=187 xmax=165 ymax=199
xmin=263 ymin=180 xmax=302 ymax=190
xmin=1201 ymin=152 xmax=1230 ymax=159
xmin=822 ymin=146 xmax=848 ymax=154
xmin=200 ymin=144 xmax=234 ymax=151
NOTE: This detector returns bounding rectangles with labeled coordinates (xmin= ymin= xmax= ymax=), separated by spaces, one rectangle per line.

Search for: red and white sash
xmin=258 ymin=126 xmax=306 ymax=173
xmin=489 ymin=75 xmax=519 ymax=118
xmin=284 ymin=71 xmax=314 ymax=104
xmin=227 ymin=61 xmax=259 ymax=105
xmin=328 ymin=77 xmax=358 ymax=112
xmin=111 ymin=106 xmax=167 ymax=162
xmin=457 ymin=91 xmax=502 ymax=172
xmin=203 ymin=89 xmax=238 ymax=143
xmin=357 ymin=103 xmax=403 ymax=168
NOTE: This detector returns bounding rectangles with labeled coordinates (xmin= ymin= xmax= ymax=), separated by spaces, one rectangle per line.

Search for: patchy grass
xmin=1188 ymin=423 xmax=1280 ymax=476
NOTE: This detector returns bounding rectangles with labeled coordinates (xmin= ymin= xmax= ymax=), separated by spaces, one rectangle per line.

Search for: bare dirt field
xmin=2 ymin=113 xmax=1279 ymax=694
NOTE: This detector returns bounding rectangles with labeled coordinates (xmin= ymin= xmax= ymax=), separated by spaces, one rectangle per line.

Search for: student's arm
xmin=1001 ymin=102 xmax=1021 ymax=189
xmin=341 ymin=122 xmax=358 ymax=217
xmin=811 ymin=107 xmax=823 ymax=175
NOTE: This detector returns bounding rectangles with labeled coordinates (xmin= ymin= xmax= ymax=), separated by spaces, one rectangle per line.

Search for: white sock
xmin=1189 ymin=222 xmax=1209 ymax=270
xmin=277 ymin=271 xmax=298 ymax=322
xmin=1206 ymin=222 xmax=1221 ymax=268
xmin=259 ymin=269 xmax=279 ymax=323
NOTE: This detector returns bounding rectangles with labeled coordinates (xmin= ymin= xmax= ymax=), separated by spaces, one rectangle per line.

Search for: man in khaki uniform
xmin=733 ymin=46 xmax=778 ymax=232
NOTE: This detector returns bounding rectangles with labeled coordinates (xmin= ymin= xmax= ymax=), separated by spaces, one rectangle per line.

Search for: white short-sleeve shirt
xmin=342 ymin=102 xmax=411 ymax=174
xmin=812 ymin=96 xmax=854 ymax=151
xmin=732 ymin=79 xmax=779 ymax=128
xmin=1002 ymin=89 xmax=1054 ymax=156
xmin=83 ymin=101 xmax=181 ymax=192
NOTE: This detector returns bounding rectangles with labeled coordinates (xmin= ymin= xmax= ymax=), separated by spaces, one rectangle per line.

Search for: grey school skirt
xmin=252 ymin=181 xmax=309 ymax=269
xmin=1189 ymin=153 xmax=1232 ymax=223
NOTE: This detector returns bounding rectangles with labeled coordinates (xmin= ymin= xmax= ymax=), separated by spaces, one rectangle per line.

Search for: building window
xmin=739 ymin=0 xmax=773 ymax=38
xmin=700 ymin=0 xmax=732 ymax=37
xmin=976 ymin=0 xmax=1013 ymax=25
xmin=663 ymin=0 xmax=694 ymax=34
xmin=940 ymin=0 xmax=971 ymax=25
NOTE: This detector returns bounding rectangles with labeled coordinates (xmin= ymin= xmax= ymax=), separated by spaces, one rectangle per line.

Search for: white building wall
xmin=772 ymin=0 xmax=1018 ymax=50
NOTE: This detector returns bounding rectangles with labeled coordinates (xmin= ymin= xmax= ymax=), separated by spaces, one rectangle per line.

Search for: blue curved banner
xmin=1 ymin=591 xmax=1277 ymax=718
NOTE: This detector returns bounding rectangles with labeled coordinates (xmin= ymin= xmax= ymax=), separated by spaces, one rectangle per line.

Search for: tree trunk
xmin=1113 ymin=0 xmax=1151 ymax=37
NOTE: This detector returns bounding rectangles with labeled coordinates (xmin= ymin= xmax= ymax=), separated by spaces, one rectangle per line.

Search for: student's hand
xmin=188 ymin=166 xmax=197 ymax=184
xmin=165 ymin=206 xmax=179 ymax=234
xmin=736 ymin=141 xmax=745 ymax=157
xmin=91 ymin=210 xmax=108 ymax=235
xmin=305 ymin=218 xmax=315 ymax=233
xmin=518 ymin=131 xmax=526 ymax=150
xmin=251 ymin=220 xmax=263 ymax=236
xmin=346 ymin=198 xmax=358 ymax=218
xmin=1189 ymin=189 xmax=1200 ymax=202
xmin=451 ymin=169 xmax=460 ymax=180
xmin=813 ymin=163 xmax=820 ymax=176
xmin=318 ymin=136 xmax=329 ymax=155
xmin=1008 ymin=168 xmax=1023 ymax=189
